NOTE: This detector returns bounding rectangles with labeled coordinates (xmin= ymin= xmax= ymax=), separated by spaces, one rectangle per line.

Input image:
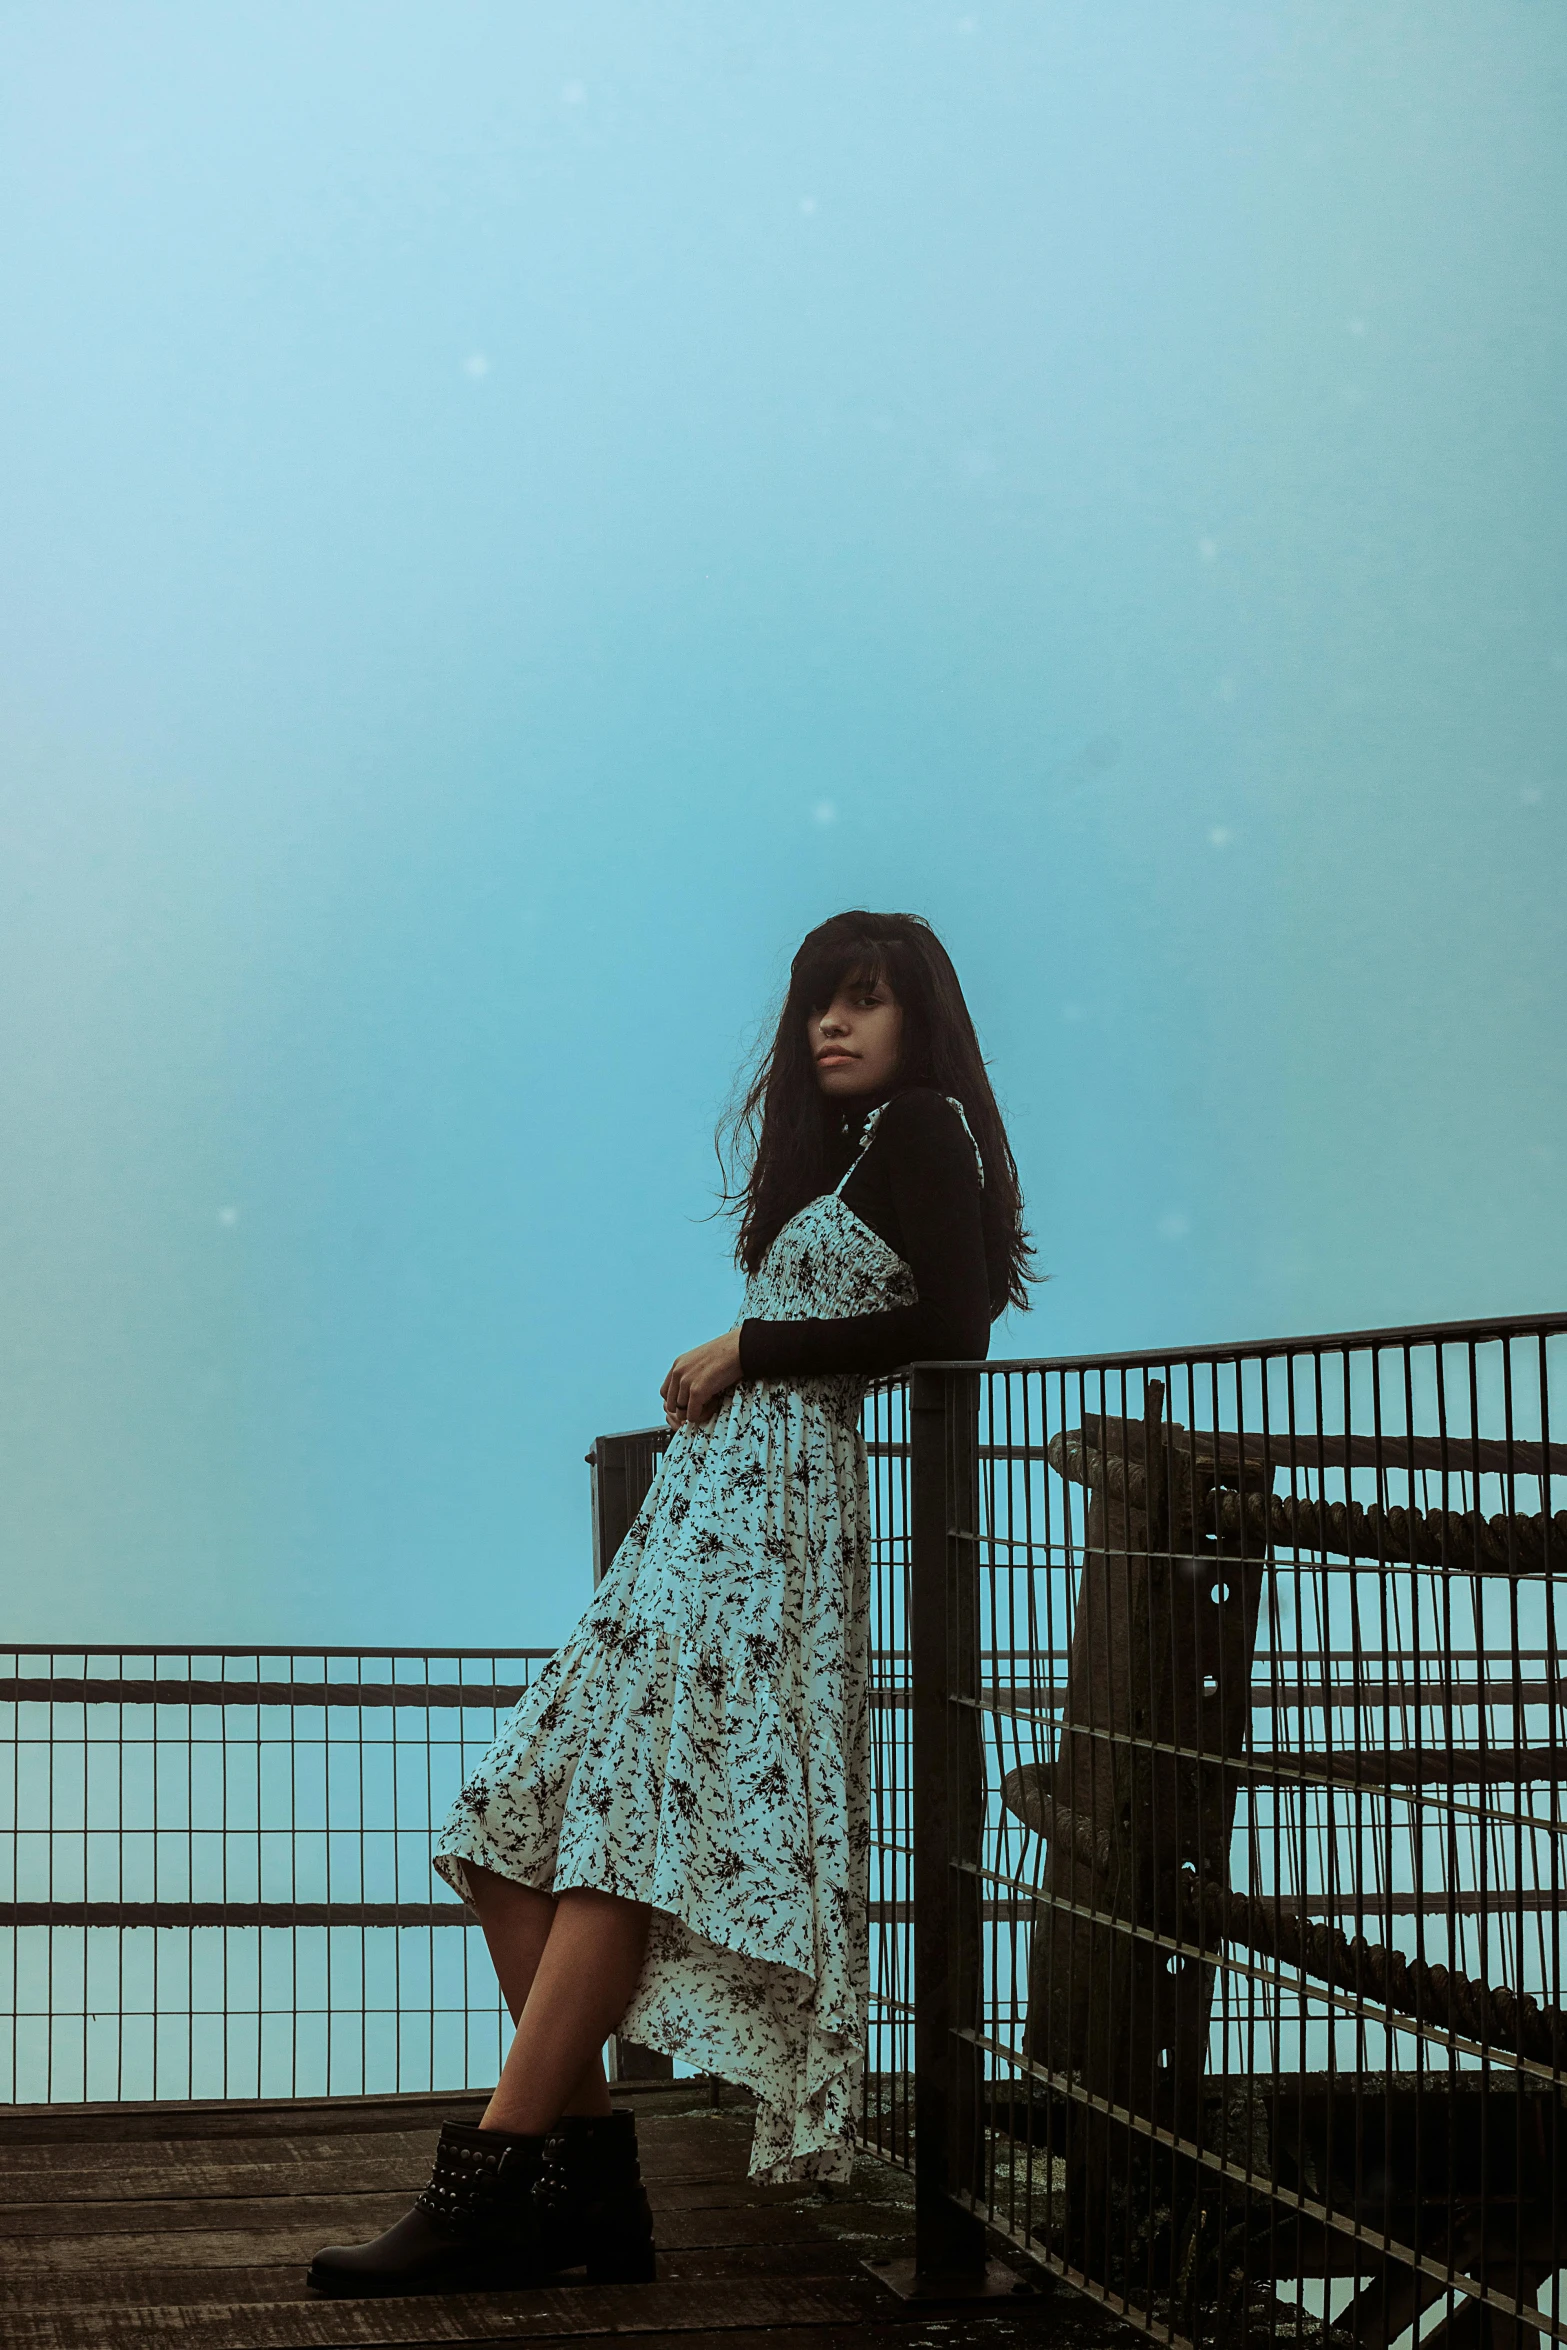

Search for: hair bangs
xmin=791 ymin=935 xmax=895 ymax=1014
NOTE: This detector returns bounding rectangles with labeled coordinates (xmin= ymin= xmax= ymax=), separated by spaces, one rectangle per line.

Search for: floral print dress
xmin=433 ymin=1104 xmax=933 ymax=2183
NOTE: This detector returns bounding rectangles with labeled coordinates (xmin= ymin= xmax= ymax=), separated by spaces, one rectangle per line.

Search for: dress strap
xmin=831 ymin=1094 xmax=985 ymax=1193
xmin=833 ymin=1101 xmax=890 ymax=1194
xmin=943 ymin=1095 xmax=986 ymax=1188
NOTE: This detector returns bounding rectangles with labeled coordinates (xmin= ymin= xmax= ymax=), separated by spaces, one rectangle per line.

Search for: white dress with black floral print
xmin=433 ymin=1107 xmax=923 ymax=2183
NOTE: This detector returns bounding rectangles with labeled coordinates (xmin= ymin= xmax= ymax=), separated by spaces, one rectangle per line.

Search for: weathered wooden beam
xmin=1022 ymin=1381 xmax=1271 ymax=2273
xmin=1050 ymin=1432 xmax=1567 ymax=1576
xmin=1079 ymin=1412 xmax=1567 ymax=1483
xmin=1179 ymin=1876 xmax=1567 ymax=2070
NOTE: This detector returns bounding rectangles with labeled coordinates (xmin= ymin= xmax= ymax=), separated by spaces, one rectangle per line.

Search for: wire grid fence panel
xmin=956 ymin=1321 xmax=1567 ymax=2350
xmin=863 ymin=1374 xmax=914 ymax=2167
xmin=0 ymin=1648 xmax=550 ymax=2104
xmin=2 ymin=1381 xmax=921 ymax=2118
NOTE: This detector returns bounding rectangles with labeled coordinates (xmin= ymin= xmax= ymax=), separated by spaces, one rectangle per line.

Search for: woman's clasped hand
xmin=660 ymin=1330 xmax=743 ymax=1428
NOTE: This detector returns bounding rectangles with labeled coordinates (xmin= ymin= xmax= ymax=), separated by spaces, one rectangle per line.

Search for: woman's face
xmin=807 ymin=970 xmax=904 ymax=1100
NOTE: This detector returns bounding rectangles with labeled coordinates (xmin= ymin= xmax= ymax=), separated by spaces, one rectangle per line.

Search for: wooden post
xmin=1015 ymin=1384 xmax=1269 ymax=2289
xmin=588 ymin=1428 xmax=676 ymax=2086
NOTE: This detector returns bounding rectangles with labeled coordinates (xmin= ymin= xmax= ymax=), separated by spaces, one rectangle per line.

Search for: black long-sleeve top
xmin=736 ymin=1087 xmax=992 ymax=1380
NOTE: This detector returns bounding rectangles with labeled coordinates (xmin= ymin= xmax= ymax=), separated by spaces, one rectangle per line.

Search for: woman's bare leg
xmin=479 ymin=1887 xmax=652 ymax=2135
xmin=304 ymin=1879 xmax=654 ymax=2292
xmin=467 ymin=1865 xmax=610 ymax=2117
xmin=466 ymin=1864 xmax=557 ymax=2024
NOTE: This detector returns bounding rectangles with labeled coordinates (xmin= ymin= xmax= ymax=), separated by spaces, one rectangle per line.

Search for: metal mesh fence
xmin=0 ymin=1649 xmax=548 ymax=2102
xmin=864 ymin=1374 xmax=915 ymax=2166
xmin=938 ymin=1317 xmax=1567 ymax=2348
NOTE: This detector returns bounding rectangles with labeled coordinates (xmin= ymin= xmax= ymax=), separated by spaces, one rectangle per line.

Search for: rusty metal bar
xmin=907 ymin=1364 xmax=990 ymax=2284
xmin=0 ymin=1678 xmax=543 ymax=1710
xmin=585 ymin=1429 xmax=676 ymax=2085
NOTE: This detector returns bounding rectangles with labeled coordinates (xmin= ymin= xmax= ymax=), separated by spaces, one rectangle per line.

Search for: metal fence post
xmin=587 ymin=1428 xmax=676 ymax=2085
xmin=907 ymin=1364 xmax=991 ymax=2284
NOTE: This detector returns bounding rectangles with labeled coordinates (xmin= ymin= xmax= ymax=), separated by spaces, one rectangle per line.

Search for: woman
xmin=308 ymin=909 xmax=1033 ymax=2297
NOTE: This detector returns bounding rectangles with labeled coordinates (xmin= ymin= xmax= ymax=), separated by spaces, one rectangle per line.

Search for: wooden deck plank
xmin=0 ymin=2163 xmax=779 ymax=2212
xmin=0 ymin=2241 xmax=883 ymax=2309
xmin=0 ymin=2168 xmax=822 ymax=2214
xmin=0 ymin=2095 xmax=494 ymax=2146
xmin=0 ymin=2272 xmax=933 ymax=2348
xmin=0 ymin=2085 xmax=726 ymax=2147
xmin=0 ymin=2112 xmax=754 ymax=2172
xmin=0 ymin=2157 xmax=771 ymax=2202
xmin=0 ymin=2182 xmax=910 ymax=2241
xmin=0 ymin=2164 xmax=905 ymax=2230
xmin=3 ymin=2319 xmax=1075 ymax=2350
xmin=0 ymin=2196 xmax=915 ymax=2270
xmin=0 ymin=2154 xmax=795 ymax=2209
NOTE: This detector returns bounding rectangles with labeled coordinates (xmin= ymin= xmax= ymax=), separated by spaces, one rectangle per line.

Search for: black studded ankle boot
xmin=306 ymin=2121 xmax=549 ymax=2297
xmin=533 ymin=2109 xmax=658 ymax=2285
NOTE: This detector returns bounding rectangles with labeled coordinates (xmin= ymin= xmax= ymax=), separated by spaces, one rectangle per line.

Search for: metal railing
xmin=0 ymin=1648 xmax=550 ymax=2101
xmin=908 ymin=1313 xmax=1567 ymax=2348
xmin=6 ymin=1308 xmax=1566 ymax=2350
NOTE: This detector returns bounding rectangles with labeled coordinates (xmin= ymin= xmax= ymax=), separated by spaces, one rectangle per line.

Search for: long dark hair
xmin=719 ymin=910 xmax=1036 ymax=1317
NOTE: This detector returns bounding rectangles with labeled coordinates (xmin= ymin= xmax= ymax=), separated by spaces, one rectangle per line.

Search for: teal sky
xmin=2 ymin=3 xmax=1563 ymax=1646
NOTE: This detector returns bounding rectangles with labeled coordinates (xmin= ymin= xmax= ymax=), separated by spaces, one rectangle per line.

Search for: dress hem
xmin=432 ymin=1840 xmax=863 ymax=2185
xmin=433 ymin=1837 xmax=860 ymax=2040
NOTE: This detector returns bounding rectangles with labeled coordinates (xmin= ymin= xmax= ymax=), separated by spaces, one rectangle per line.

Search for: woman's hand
xmin=661 ymin=1330 xmax=743 ymax=1429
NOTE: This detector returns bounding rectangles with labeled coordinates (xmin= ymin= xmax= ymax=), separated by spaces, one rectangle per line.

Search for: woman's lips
xmin=817 ymin=1052 xmax=856 ymax=1066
